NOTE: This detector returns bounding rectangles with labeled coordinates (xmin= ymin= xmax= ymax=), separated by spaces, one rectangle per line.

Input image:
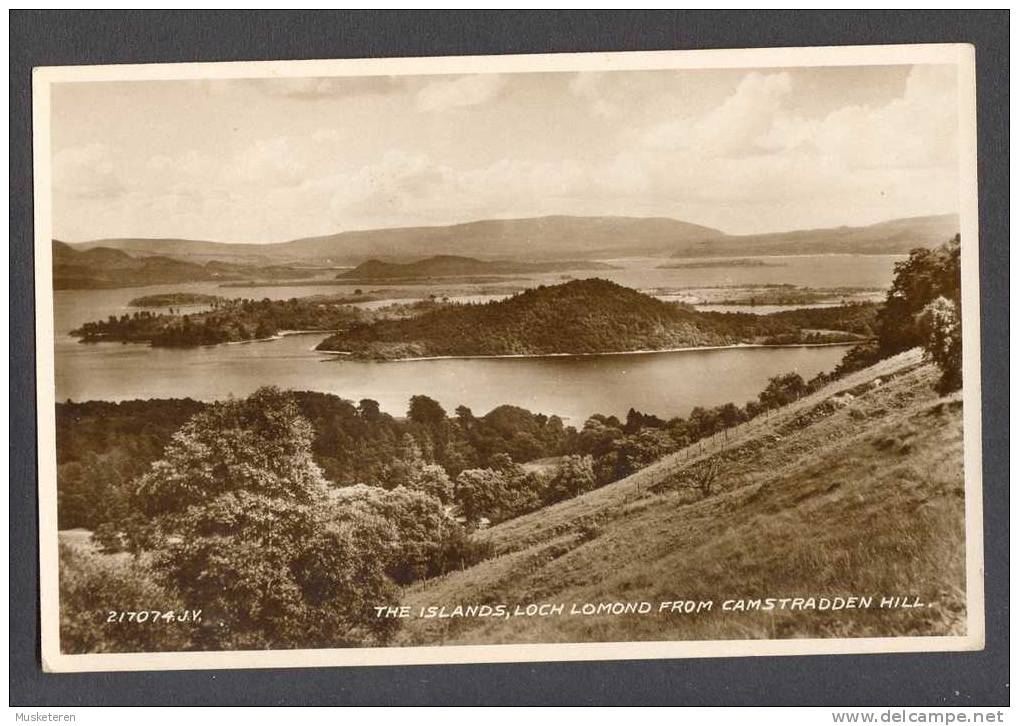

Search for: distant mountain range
xmin=673 ymin=214 xmax=961 ymax=258
xmin=51 ymin=240 xmax=316 ymax=290
xmin=60 ymin=213 xmax=959 ymax=272
xmin=69 ymin=216 xmax=724 ymax=265
xmin=337 ymin=255 xmax=617 ymax=281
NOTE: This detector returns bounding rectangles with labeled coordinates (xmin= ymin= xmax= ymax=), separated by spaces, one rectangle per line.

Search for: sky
xmin=50 ymin=63 xmax=961 ymax=243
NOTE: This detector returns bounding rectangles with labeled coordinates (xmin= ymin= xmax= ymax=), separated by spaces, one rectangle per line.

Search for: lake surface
xmin=55 ymin=334 xmax=850 ymax=424
xmin=51 ymin=255 xmax=895 ymax=422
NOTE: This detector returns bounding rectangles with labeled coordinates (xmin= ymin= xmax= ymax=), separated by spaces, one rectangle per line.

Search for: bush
xmin=59 ymin=544 xmax=192 ymax=654
xmin=330 ymin=484 xmax=462 ymax=584
xmin=916 ymin=296 xmax=963 ymax=393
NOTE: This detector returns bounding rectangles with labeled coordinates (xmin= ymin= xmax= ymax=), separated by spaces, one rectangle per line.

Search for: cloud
xmin=52 ymin=64 xmax=961 ymax=242
xmin=415 ymin=74 xmax=505 ymax=112
xmin=219 ymin=76 xmax=403 ymax=100
xmin=643 ymin=72 xmax=793 ymax=157
xmin=53 ymin=143 xmax=123 ymax=199
xmin=802 ymin=64 xmax=958 ymax=169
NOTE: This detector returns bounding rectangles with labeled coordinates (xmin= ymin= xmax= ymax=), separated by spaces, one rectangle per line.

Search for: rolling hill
xmin=52 ymin=240 xmax=317 ymax=290
xmin=63 ymin=213 xmax=959 ymax=266
xmin=397 ymin=349 xmax=967 ymax=645
xmin=336 ymin=255 xmax=617 ymax=280
xmin=316 ymin=278 xmax=875 ymax=359
xmin=52 ymin=240 xmax=230 ymax=290
xmin=674 ymin=214 xmax=960 ymax=258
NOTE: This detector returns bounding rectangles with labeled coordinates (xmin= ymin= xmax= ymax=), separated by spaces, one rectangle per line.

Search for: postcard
xmin=33 ymin=42 xmax=982 ymax=672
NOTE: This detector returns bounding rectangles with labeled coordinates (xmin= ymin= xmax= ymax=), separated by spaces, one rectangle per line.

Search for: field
xmin=397 ymin=349 xmax=967 ymax=645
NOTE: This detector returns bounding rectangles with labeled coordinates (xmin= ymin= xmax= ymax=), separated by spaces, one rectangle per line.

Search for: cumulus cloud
xmin=643 ymin=72 xmax=794 ymax=157
xmin=218 ymin=75 xmax=403 ymax=100
xmin=51 ymin=64 xmax=961 ymax=241
xmin=53 ymin=143 xmax=123 ymax=199
xmin=415 ymin=74 xmax=505 ymax=112
xmin=804 ymin=64 xmax=958 ymax=169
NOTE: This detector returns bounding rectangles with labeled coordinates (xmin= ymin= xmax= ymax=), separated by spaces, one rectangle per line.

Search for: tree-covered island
xmin=70 ymin=296 xmax=444 ymax=348
xmin=315 ymin=278 xmax=877 ymax=359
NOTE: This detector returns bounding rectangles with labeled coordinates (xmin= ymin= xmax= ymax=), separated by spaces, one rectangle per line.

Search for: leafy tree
xmin=357 ymin=398 xmax=381 ymax=421
xmin=916 ymin=296 xmax=963 ymax=393
xmin=380 ymin=433 xmax=426 ymax=489
xmin=331 ymin=485 xmax=462 ymax=583
xmin=876 ymin=236 xmax=961 ymax=354
xmin=408 ymin=395 xmax=446 ymax=427
xmin=544 ymin=455 xmax=596 ymax=503
xmin=454 ymin=468 xmax=509 ymax=527
xmin=133 ymin=387 xmax=398 ymax=650
xmin=616 ymin=429 xmax=675 ymax=475
xmin=409 ymin=463 xmax=455 ymax=504
xmin=454 ymin=405 xmax=474 ymax=426
xmin=59 ymin=544 xmax=192 ymax=654
xmin=759 ymin=373 xmax=808 ymax=409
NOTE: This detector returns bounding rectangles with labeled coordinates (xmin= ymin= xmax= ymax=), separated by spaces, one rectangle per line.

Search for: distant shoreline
xmin=322 ymin=340 xmax=862 ymax=363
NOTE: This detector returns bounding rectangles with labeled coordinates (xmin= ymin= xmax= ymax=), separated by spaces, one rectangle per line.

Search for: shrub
xmin=59 ymin=544 xmax=192 ymax=654
xmin=916 ymin=296 xmax=963 ymax=393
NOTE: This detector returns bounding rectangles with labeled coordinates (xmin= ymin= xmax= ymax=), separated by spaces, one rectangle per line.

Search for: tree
xmin=876 ymin=236 xmax=961 ymax=354
xmin=616 ymin=429 xmax=674 ymax=475
xmin=408 ymin=395 xmax=446 ymax=427
xmin=454 ymin=468 xmax=508 ymax=527
xmin=916 ymin=296 xmax=963 ymax=393
xmin=454 ymin=405 xmax=474 ymax=426
xmin=408 ymin=463 xmax=454 ymax=504
xmin=331 ymin=485 xmax=462 ymax=584
xmin=59 ymin=544 xmax=191 ymax=654
xmin=544 ymin=455 xmax=596 ymax=503
xmin=759 ymin=373 xmax=808 ymax=409
xmin=357 ymin=398 xmax=381 ymax=421
xmin=380 ymin=433 xmax=425 ymax=489
xmin=133 ymin=387 xmax=398 ymax=650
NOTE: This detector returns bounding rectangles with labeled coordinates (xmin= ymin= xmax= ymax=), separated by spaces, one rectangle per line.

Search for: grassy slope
xmin=397 ymin=349 xmax=966 ymax=645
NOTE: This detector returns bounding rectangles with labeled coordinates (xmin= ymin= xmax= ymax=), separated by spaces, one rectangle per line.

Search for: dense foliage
xmin=916 ymin=296 xmax=963 ymax=393
xmin=317 ymin=278 xmax=875 ymax=359
xmin=59 ymin=544 xmax=192 ymax=653
xmin=128 ymin=293 xmax=223 ymax=308
xmin=56 ymin=394 xmax=574 ymax=532
xmin=834 ymin=235 xmax=962 ymax=389
xmin=114 ymin=388 xmax=403 ymax=650
xmin=337 ymin=254 xmax=615 ymax=281
xmin=71 ymin=297 xmax=365 ymax=347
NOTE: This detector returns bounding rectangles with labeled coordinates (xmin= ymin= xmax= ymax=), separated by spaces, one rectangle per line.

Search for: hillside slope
xmin=397 ymin=349 xmax=967 ymax=645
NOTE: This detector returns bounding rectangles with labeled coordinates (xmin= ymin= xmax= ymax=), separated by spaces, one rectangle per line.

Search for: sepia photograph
xmin=32 ymin=42 xmax=983 ymax=673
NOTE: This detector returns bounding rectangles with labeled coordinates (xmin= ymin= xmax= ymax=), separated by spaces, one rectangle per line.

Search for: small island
xmin=71 ymin=297 xmax=365 ymax=347
xmin=336 ymin=254 xmax=618 ymax=282
xmin=657 ymin=258 xmax=785 ymax=270
xmin=128 ymin=292 xmax=224 ymax=308
xmin=70 ymin=295 xmax=449 ymax=348
xmin=316 ymin=278 xmax=877 ymax=360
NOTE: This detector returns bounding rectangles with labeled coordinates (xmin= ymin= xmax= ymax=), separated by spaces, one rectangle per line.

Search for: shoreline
xmin=321 ymin=339 xmax=863 ymax=363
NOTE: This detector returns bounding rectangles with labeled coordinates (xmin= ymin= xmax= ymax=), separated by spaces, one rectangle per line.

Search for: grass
xmin=396 ymin=349 xmax=967 ymax=646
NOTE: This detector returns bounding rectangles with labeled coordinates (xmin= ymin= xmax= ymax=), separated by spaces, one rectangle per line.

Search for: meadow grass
xmin=398 ymin=350 xmax=967 ymax=645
